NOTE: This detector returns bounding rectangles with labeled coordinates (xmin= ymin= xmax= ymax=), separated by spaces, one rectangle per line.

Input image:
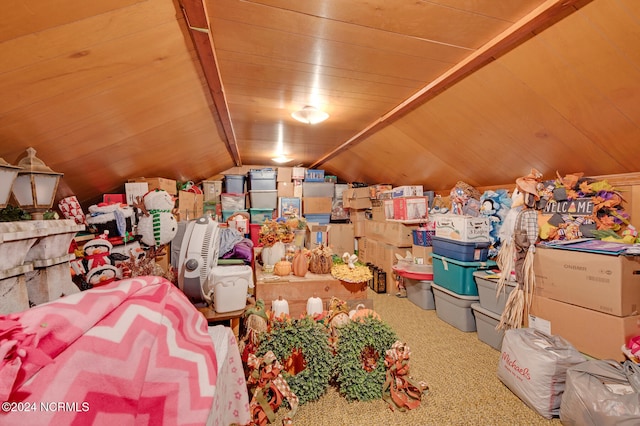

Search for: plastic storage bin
xmin=474 ymin=271 xmax=516 ymax=315
xmin=249 ymin=190 xmax=277 ymax=209
xmin=431 ymin=253 xmax=496 ymax=296
xmin=432 ymin=236 xmax=490 ymax=262
xmin=249 ymin=208 xmax=274 ymax=224
xmin=221 ymin=193 xmax=246 ymax=211
xmin=207 ymin=265 xmax=253 ymax=313
xmin=471 ymin=303 xmax=505 ymax=350
xmin=405 ymin=278 xmax=435 ymax=310
xmin=432 ymin=283 xmax=479 ymax=332
xmin=224 ymin=174 xmax=246 ymax=194
xmin=249 ymin=169 xmax=277 ymax=190
xmin=302 ymin=182 xmax=335 ymax=197
xmin=304 ymin=169 xmax=325 ymax=182
xmin=304 ymin=213 xmax=330 ymax=224
xmin=222 ymin=209 xmax=248 ymax=222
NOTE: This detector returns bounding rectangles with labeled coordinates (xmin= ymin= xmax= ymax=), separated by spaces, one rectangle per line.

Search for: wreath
xmin=334 ymin=315 xmax=397 ymax=401
xmin=257 ymin=316 xmax=334 ymax=404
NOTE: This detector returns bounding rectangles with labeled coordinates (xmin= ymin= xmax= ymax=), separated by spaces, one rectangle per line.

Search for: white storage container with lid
xmin=207 ymin=264 xmax=253 ymax=313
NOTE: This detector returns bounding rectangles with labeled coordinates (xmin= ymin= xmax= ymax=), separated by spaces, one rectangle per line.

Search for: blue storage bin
xmin=304 ymin=213 xmax=330 ymax=224
xmin=431 ymin=236 xmax=490 ymax=262
xmin=225 ymin=174 xmax=246 ymax=193
xmin=431 ymin=253 xmax=496 ymax=296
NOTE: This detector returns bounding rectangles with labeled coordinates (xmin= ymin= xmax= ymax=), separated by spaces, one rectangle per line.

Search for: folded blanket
xmin=0 ymin=276 xmax=217 ymax=426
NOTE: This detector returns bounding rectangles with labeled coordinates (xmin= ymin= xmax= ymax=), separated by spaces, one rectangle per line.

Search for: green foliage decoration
xmin=334 ymin=315 xmax=397 ymax=401
xmin=257 ymin=316 xmax=334 ymax=404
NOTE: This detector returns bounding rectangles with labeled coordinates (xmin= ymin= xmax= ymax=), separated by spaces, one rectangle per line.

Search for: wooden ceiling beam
xmin=310 ymin=0 xmax=592 ymax=169
xmin=179 ymin=0 xmax=242 ymax=166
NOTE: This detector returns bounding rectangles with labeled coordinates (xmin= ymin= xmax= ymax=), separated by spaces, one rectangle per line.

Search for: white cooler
xmin=207 ymin=265 xmax=253 ymax=313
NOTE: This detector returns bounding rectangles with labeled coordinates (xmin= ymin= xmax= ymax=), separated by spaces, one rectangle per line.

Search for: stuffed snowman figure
xmin=136 ymin=189 xmax=178 ymax=247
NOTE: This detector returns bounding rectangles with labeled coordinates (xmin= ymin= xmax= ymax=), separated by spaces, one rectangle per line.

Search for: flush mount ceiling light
xmin=271 ymin=156 xmax=293 ymax=164
xmin=291 ymin=105 xmax=329 ymax=124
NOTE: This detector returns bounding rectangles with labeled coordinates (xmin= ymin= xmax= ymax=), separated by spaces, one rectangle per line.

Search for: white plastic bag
xmin=560 ymin=359 xmax=640 ymax=425
xmin=497 ymin=328 xmax=586 ymax=419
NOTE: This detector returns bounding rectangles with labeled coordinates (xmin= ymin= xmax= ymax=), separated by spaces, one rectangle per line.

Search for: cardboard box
xmin=277 ymin=181 xmax=295 ymax=197
xmin=369 ymin=184 xmax=393 ymax=199
xmin=371 ymin=202 xmax=386 ymax=222
xmin=529 ymin=295 xmax=640 ymax=361
xmin=328 ymin=223 xmax=355 ymax=255
xmin=178 ymin=191 xmax=203 ymax=221
xmin=379 ymin=243 xmax=409 ymax=294
xmin=128 ymin=177 xmax=177 ymax=195
xmin=343 ymin=187 xmax=372 ymax=210
xmin=277 ymin=167 xmax=292 ymax=182
xmin=392 ymin=185 xmax=423 ymax=198
xmin=364 ymin=220 xmax=417 ymax=247
xmin=306 ymin=223 xmax=330 ymax=250
xmin=534 ymin=247 xmax=640 ymax=317
xmin=125 ymin=182 xmax=149 ymax=205
xmin=303 ymin=197 xmax=333 ymax=214
xmin=292 ymin=167 xmax=306 ymax=180
xmin=293 ymin=180 xmax=303 ymax=198
xmin=384 ymin=199 xmax=394 ymax=220
xmin=393 ymin=196 xmax=429 ymax=221
xmin=412 ymin=244 xmax=433 ymax=265
xmin=278 ymin=197 xmax=301 ymax=218
xmin=434 ymin=214 xmax=490 ymax=242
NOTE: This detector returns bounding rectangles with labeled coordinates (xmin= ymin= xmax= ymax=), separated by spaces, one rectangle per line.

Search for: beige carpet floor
xmin=271 ymin=288 xmax=563 ymax=426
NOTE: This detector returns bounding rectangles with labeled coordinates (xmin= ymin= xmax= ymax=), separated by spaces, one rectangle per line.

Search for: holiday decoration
xmin=271 ymin=296 xmax=290 ymax=318
xmin=382 ymin=341 xmax=429 ymax=412
xmin=308 ymin=244 xmax=332 ymax=274
xmin=331 ymin=254 xmax=372 ymax=284
xmin=134 ymin=189 xmax=178 ymax=247
xmin=239 ymin=300 xmax=269 ymax=364
xmin=334 ymin=315 xmax=397 ymax=401
xmin=273 ymin=259 xmax=292 ymax=276
xmin=256 ymin=316 xmax=334 ymax=404
xmin=291 ymin=249 xmax=310 ymax=277
xmin=86 ymin=202 xmax=134 ymax=238
xmin=246 ymin=351 xmax=299 ymax=426
xmin=261 ymin=241 xmax=286 ymax=268
xmin=497 ymin=169 xmax=542 ymax=330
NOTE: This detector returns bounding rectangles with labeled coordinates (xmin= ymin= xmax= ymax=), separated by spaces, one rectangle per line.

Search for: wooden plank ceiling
xmin=1 ymin=0 xmax=639 ymax=208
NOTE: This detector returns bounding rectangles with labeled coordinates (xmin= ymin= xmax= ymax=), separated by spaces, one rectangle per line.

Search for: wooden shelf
xmin=255 ymin=268 xmax=371 ymax=317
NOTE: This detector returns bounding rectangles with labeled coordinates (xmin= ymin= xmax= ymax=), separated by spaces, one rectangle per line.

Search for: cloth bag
xmin=560 ymin=359 xmax=640 ymax=425
xmin=497 ymin=328 xmax=586 ymax=419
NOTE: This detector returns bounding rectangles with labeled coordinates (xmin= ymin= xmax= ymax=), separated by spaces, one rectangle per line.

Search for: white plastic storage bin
xmin=249 ymin=190 xmax=277 ymax=209
xmin=221 ymin=193 xmax=246 ymax=211
xmin=405 ymin=278 xmax=435 ymax=310
xmin=471 ymin=303 xmax=505 ymax=350
xmin=302 ymin=182 xmax=335 ymax=197
xmin=431 ymin=283 xmax=479 ymax=332
xmin=207 ymin=265 xmax=253 ymax=313
xmin=474 ymin=271 xmax=516 ymax=315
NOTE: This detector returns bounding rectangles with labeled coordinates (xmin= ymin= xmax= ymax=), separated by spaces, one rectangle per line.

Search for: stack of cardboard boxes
xmin=530 ymin=247 xmax=640 ymax=361
xmin=352 ymin=184 xmax=426 ymax=294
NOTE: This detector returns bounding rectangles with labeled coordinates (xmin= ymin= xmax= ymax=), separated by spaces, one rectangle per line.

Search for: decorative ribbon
xmin=246 ymin=351 xmax=298 ymax=425
xmin=382 ymin=341 xmax=428 ymax=412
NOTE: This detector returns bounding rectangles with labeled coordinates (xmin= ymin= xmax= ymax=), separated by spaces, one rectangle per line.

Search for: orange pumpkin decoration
xmin=274 ymin=259 xmax=292 ymax=276
xmin=292 ymin=251 xmax=309 ymax=277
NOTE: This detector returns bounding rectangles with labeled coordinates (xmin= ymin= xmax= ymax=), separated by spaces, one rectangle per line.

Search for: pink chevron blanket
xmin=0 ymin=276 xmax=217 ymax=425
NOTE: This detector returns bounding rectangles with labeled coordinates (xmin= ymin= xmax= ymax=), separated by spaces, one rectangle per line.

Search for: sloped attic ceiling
xmin=1 ymin=0 xmax=639 ymax=208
